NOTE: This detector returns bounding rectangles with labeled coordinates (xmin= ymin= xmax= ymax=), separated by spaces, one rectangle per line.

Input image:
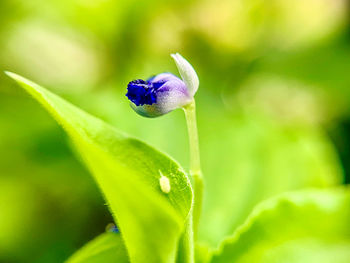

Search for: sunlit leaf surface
xmin=66 ymin=232 xmax=129 ymax=263
xmin=6 ymin=72 xmax=192 ymax=263
xmin=211 ymin=188 xmax=350 ymax=263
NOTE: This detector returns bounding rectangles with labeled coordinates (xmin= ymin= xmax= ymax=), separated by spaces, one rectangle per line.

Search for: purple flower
xmin=126 ymin=53 xmax=199 ymax=117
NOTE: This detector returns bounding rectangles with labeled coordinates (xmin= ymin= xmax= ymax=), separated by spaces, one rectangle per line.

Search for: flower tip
xmin=170 ymin=53 xmax=179 ymax=60
xmin=170 ymin=52 xmax=199 ymax=97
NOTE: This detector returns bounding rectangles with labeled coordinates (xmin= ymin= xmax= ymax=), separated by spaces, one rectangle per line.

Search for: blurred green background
xmin=1 ymin=0 xmax=350 ymax=262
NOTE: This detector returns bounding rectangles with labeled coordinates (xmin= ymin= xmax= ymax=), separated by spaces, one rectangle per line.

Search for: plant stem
xmin=183 ymin=100 xmax=203 ymax=240
xmin=176 ymin=214 xmax=194 ymax=263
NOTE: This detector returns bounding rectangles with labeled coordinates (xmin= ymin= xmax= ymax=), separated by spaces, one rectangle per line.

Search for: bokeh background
xmin=1 ymin=0 xmax=350 ymax=262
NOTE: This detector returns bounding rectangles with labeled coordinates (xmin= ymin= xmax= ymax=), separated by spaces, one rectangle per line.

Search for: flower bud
xmin=126 ymin=53 xmax=198 ymax=117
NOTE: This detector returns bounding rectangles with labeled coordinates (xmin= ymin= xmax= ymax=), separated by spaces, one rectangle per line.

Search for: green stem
xmin=183 ymin=100 xmax=203 ymax=240
xmin=176 ymin=214 xmax=194 ymax=263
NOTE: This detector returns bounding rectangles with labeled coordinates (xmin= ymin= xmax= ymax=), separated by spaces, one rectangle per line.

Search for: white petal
xmin=171 ymin=53 xmax=199 ymax=97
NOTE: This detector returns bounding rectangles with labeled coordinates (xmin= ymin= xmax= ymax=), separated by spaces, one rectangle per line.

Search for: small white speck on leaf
xmin=159 ymin=171 xmax=171 ymax=194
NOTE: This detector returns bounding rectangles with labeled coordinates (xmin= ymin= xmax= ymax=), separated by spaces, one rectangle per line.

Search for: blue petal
xmin=126 ymin=79 xmax=157 ymax=106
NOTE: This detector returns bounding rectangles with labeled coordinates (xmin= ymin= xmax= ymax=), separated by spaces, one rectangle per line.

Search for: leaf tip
xmin=4 ymin=70 xmax=16 ymax=78
xmin=4 ymin=71 xmax=26 ymax=84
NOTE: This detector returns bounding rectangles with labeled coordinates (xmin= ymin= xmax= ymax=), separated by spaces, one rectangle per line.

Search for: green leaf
xmin=66 ymin=233 xmax=129 ymax=263
xmin=195 ymin=243 xmax=212 ymax=263
xmin=211 ymin=188 xmax=350 ymax=263
xmin=6 ymin=72 xmax=193 ymax=263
